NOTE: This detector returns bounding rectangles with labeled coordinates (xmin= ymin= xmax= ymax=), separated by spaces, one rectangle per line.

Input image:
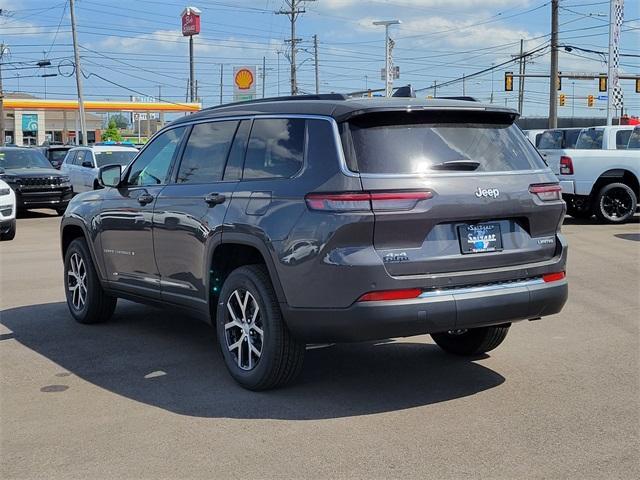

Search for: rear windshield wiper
xmin=429 ymin=160 xmax=480 ymax=171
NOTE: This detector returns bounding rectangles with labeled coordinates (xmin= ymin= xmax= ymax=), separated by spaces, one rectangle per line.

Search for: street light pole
xmin=373 ymin=20 xmax=400 ymax=97
xmin=549 ymin=0 xmax=559 ymax=128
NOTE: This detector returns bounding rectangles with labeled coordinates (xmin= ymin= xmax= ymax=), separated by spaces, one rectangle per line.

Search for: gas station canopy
xmin=3 ymin=98 xmax=201 ymax=112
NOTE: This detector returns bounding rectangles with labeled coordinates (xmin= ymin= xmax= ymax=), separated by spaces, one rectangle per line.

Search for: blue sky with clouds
xmin=1 ymin=0 xmax=638 ymax=118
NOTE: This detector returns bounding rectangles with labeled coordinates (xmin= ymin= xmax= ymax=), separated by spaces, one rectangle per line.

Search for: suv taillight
xmin=529 ymin=183 xmax=562 ymax=201
xmin=305 ymin=191 xmax=432 ymax=212
xmin=559 ymin=156 xmax=573 ymax=175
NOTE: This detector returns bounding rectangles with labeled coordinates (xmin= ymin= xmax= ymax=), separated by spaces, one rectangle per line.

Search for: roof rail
xmin=201 ymin=93 xmax=349 ymax=112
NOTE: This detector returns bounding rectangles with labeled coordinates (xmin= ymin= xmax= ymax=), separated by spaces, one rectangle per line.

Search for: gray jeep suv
xmin=60 ymin=95 xmax=568 ymax=390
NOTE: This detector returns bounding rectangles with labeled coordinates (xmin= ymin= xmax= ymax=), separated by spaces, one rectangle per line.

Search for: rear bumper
xmin=282 ymin=277 xmax=568 ymax=343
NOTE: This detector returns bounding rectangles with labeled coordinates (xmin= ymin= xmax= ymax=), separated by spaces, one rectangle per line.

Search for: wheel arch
xmin=61 ymin=219 xmax=107 ymax=281
xmin=206 ymin=233 xmax=287 ymax=315
xmin=590 ymin=169 xmax=639 ymax=198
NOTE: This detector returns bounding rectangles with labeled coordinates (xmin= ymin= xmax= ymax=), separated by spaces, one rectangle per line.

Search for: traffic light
xmin=505 ymin=71 xmax=514 ymax=91
xmin=636 ymin=78 xmax=640 ymax=93
xmin=557 ymin=73 xmax=562 ymax=91
xmin=599 ymin=75 xmax=607 ymax=92
xmin=587 ymin=95 xmax=594 ymax=107
xmin=559 ymin=93 xmax=566 ymax=106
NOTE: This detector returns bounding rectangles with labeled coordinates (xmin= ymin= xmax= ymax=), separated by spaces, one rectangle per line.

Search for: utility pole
xmin=373 ymin=20 xmax=400 ymax=97
xmin=433 ymin=79 xmax=437 ymax=98
xmin=0 ymin=44 xmax=7 ymax=146
xmin=219 ymin=64 xmax=223 ymax=104
xmin=313 ymin=34 xmax=319 ymax=94
xmin=549 ymin=0 xmax=559 ymax=128
xmin=462 ymin=73 xmax=466 ymax=96
xmin=69 ymin=0 xmax=87 ymax=145
xmin=518 ymin=39 xmax=525 ymax=113
xmin=262 ymin=56 xmax=266 ymax=98
xmin=606 ymin=0 xmax=624 ymax=126
xmin=276 ymin=51 xmax=281 ymax=96
xmin=158 ymin=85 xmax=164 ymax=128
xmin=277 ymin=1 xmax=313 ymax=96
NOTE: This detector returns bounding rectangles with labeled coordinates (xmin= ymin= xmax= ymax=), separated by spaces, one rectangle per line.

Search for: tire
xmin=56 ymin=207 xmax=66 ymax=216
xmin=431 ymin=324 xmax=510 ymax=356
xmin=216 ymin=265 xmax=305 ymax=390
xmin=64 ymin=238 xmax=117 ymax=324
xmin=594 ymin=183 xmax=637 ymax=224
xmin=0 ymin=220 xmax=16 ymax=241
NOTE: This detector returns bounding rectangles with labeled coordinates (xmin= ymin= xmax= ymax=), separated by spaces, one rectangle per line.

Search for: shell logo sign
xmin=233 ymin=66 xmax=256 ymax=101
xmin=234 ymin=68 xmax=255 ymax=90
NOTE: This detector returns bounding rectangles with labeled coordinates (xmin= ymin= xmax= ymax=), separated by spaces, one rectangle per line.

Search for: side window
xmin=75 ymin=150 xmax=86 ymax=166
xmin=127 ymin=127 xmax=186 ymax=186
xmin=65 ymin=151 xmax=76 ymax=165
xmin=224 ymin=120 xmax=251 ymax=181
xmin=176 ymin=121 xmax=237 ymax=184
xmin=243 ymin=118 xmax=305 ymax=179
xmin=616 ymin=130 xmax=631 ymax=150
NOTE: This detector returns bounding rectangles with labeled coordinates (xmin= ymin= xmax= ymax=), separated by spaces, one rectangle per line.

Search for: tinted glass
xmin=95 ymin=151 xmax=137 ymax=167
xmin=0 ymin=148 xmax=52 ymax=169
xmin=344 ymin=112 xmax=544 ymax=174
xmin=127 ymin=127 xmax=186 ymax=186
xmin=616 ymin=130 xmax=632 ymax=150
xmin=49 ymin=150 xmax=69 ymax=163
xmin=537 ymin=130 xmax=563 ymax=149
xmin=244 ymin=118 xmax=305 ymax=179
xmin=627 ymin=128 xmax=640 ymax=149
xmin=75 ymin=150 xmax=87 ymax=166
xmin=576 ymin=129 xmax=603 ymax=149
xmin=224 ymin=120 xmax=251 ymax=181
xmin=63 ymin=151 xmax=76 ymax=165
xmin=177 ymin=121 xmax=237 ymax=184
xmin=564 ymin=129 xmax=581 ymax=148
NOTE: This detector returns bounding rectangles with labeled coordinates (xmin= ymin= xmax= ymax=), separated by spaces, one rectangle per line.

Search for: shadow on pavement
xmin=1 ymin=301 xmax=505 ymax=420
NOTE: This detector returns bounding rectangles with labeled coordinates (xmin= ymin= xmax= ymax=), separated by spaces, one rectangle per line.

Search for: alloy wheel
xmin=224 ymin=289 xmax=264 ymax=371
xmin=601 ymin=187 xmax=633 ymax=220
xmin=67 ymin=252 xmax=87 ymax=310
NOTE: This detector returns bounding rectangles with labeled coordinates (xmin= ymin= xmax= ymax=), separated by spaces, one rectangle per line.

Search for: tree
xmin=109 ymin=114 xmax=129 ymax=129
xmin=101 ymin=120 xmax=122 ymax=142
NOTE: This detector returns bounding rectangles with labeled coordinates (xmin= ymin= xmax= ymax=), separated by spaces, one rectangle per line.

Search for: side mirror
xmin=82 ymin=160 xmax=94 ymax=168
xmin=98 ymin=164 xmax=122 ymax=188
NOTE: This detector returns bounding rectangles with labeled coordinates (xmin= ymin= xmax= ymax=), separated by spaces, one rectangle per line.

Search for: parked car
xmin=61 ymin=144 xmax=138 ymax=193
xmin=60 ymin=95 xmax=568 ymax=390
xmin=539 ymin=125 xmax=639 ymax=223
xmin=0 ymin=178 xmax=16 ymax=240
xmin=38 ymin=144 xmax=72 ymax=169
xmin=0 ymin=147 xmax=73 ymax=215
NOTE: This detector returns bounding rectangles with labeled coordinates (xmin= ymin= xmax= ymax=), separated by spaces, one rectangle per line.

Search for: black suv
xmin=60 ymin=96 xmax=568 ymax=390
xmin=0 ymin=147 xmax=73 ymax=214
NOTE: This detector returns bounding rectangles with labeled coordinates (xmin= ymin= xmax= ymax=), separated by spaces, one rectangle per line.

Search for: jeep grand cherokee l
xmin=60 ymin=95 xmax=568 ymax=390
xmin=0 ymin=147 xmax=73 ymax=215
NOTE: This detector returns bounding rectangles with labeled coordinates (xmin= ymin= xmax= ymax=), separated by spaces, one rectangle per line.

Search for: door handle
xmin=137 ymin=192 xmax=154 ymax=205
xmin=204 ymin=193 xmax=226 ymax=206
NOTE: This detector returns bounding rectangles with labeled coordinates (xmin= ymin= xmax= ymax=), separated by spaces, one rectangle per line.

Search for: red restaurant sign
xmin=181 ymin=7 xmax=201 ymax=36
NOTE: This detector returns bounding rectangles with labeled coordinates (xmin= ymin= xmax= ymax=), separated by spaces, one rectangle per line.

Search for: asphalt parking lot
xmin=1 ymin=211 xmax=638 ymax=479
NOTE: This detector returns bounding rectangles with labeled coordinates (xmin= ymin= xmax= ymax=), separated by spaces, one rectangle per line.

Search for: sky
xmin=1 ymin=0 xmax=639 ymax=119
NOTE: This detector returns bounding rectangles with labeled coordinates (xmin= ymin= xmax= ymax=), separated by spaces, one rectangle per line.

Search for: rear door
xmin=342 ymin=109 xmax=565 ymax=277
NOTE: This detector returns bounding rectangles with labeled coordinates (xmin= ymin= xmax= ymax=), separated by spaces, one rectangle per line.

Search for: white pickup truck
xmin=540 ymin=125 xmax=639 ymax=224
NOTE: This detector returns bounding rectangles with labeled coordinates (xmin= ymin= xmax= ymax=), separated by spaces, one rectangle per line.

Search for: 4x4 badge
xmin=475 ymin=187 xmax=500 ymax=198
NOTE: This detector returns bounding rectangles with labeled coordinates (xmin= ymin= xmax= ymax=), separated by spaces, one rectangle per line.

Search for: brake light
xmin=559 ymin=156 xmax=573 ymax=175
xmin=358 ymin=288 xmax=422 ymax=302
xmin=529 ymin=183 xmax=562 ymax=201
xmin=542 ymin=271 xmax=566 ymax=283
xmin=305 ymin=191 xmax=432 ymax=212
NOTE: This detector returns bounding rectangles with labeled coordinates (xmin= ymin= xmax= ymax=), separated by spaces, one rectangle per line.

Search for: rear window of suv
xmin=341 ymin=111 xmax=545 ymax=174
